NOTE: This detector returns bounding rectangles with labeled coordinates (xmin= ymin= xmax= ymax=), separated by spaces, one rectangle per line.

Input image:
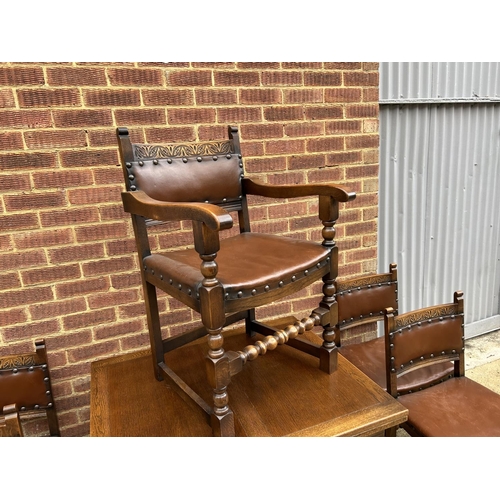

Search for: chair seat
xmin=144 ymin=233 xmax=331 ymax=297
xmin=340 ymin=336 xmax=454 ymax=392
xmin=399 ymin=376 xmax=500 ymax=436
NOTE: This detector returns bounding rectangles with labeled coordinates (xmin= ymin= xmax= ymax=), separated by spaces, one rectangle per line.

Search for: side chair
xmin=0 ymin=339 xmax=60 ymax=436
xmin=0 ymin=404 xmax=23 ymax=437
xmin=116 ymin=125 xmax=356 ymax=436
xmin=384 ymin=291 xmax=500 ymax=436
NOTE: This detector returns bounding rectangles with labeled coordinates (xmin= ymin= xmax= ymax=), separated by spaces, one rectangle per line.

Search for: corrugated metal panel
xmin=379 ymin=62 xmax=500 ymax=338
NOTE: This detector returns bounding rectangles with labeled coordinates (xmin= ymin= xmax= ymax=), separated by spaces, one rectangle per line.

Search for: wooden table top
xmin=91 ymin=325 xmax=407 ymax=437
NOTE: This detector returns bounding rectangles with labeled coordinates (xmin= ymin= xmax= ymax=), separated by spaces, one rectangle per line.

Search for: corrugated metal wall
xmin=379 ymin=62 xmax=500 ymax=338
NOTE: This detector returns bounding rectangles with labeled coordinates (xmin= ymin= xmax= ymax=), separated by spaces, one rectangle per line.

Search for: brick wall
xmin=0 ymin=62 xmax=379 ymax=436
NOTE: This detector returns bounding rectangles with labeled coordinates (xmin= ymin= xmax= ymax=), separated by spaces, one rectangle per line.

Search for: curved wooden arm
xmin=121 ymin=191 xmax=234 ymax=231
xmin=243 ymin=178 xmax=356 ymax=202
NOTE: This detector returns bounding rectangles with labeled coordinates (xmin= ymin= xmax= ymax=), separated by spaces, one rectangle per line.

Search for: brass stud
xmin=226 ymin=154 xmax=232 ymax=159
xmin=169 ymin=279 xmax=173 ymax=285
xmin=34 ymin=405 xmax=40 ymax=409
xmin=212 ymin=156 xmax=218 ymax=161
xmin=278 ymin=281 xmax=284 ymax=287
xmin=182 ymin=157 xmax=188 ymax=163
xmin=291 ymin=275 xmax=296 ymax=282
xmin=125 ymin=162 xmax=132 ymax=168
xmin=178 ymin=284 xmax=182 ymax=290
xmin=251 ymin=289 xmax=257 ymax=296
xmin=153 ymin=159 xmax=159 ymax=165
xmin=46 ymin=390 xmax=51 ymax=395
xmin=28 ymin=366 xmax=34 ymax=371
xmin=20 ymin=406 xmax=26 ymax=411
xmin=138 ymin=161 xmax=144 ymax=166
xmin=197 ymin=157 xmax=202 ymax=162
xmin=167 ymin=158 xmax=173 ymax=164
xmin=13 ymin=368 xmax=18 ymax=373
xmin=130 ymin=185 xmax=137 ymax=191
xmin=238 ymin=154 xmax=242 ymax=159
xmin=128 ymin=174 xmax=134 ymax=180
xmin=237 ymin=291 xmax=243 ymax=298
xmin=264 ymin=285 xmax=270 ymax=292
xmin=304 ymin=270 xmax=309 ymax=276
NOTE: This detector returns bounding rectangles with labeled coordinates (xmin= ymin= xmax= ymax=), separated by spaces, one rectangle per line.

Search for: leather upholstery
xmin=144 ymin=233 xmax=330 ymax=299
xmin=340 ymin=337 xmax=454 ymax=392
xmin=0 ymin=367 xmax=52 ymax=410
xmin=399 ymin=377 xmax=500 ymax=436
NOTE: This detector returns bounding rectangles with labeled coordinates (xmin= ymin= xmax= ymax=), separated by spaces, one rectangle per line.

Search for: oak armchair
xmin=117 ymin=125 xmax=356 ymax=436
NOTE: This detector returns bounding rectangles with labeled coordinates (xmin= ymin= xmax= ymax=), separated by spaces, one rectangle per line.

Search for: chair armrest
xmin=242 ymin=178 xmax=356 ymax=202
xmin=121 ymin=191 xmax=234 ymax=231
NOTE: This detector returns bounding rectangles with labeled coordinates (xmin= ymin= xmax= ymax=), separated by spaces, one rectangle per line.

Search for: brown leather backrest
xmin=118 ymin=126 xmax=244 ymax=207
xmin=0 ymin=341 xmax=55 ymax=412
xmin=336 ymin=264 xmax=398 ymax=329
xmin=385 ymin=291 xmax=464 ymax=395
xmin=128 ymin=154 xmax=243 ymax=204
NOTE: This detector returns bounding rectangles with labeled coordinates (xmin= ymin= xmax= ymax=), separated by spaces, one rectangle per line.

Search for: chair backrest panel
xmin=336 ymin=263 xmax=398 ymax=331
xmin=128 ymin=154 xmax=243 ymax=205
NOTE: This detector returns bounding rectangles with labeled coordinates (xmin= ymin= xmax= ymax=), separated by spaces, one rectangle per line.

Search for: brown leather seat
xmin=0 ymin=339 xmax=60 ymax=436
xmin=117 ymin=125 xmax=356 ymax=437
xmin=335 ymin=263 xmax=453 ymax=392
xmin=384 ymin=291 xmax=500 ymax=436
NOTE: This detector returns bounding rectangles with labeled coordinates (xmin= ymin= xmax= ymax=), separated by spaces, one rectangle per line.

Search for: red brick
xmin=304 ymin=72 xmax=342 ymax=86
xmin=0 ymin=286 xmax=53 ymax=308
xmin=0 ymin=110 xmax=52 ymax=128
xmin=111 ymin=273 xmax=141 ymax=289
xmin=0 ymin=235 xmax=13 ymax=251
xmin=14 ymin=228 xmax=74 ymax=250
xmin=264 ymin=106 xmax=304 ymax=121
xmin=107 ymin=68 xmax=163 ymax=86
xmin=0 ymin=152 xmax=56 ymax=169
xmin=40 ymin=207 xmax=99 ymax=227
xmin=268 ymin=200 xmax=309 ymax=219
xmin=245 ymin=156 xmax=286 ymax=174
xmin=240 ymin=123 xmax=282 ymax=140
xmin=363 ymin=88 xmax=379 ymax=102
xmin=24 ymin=130 xmax=87 ymax=149
xmin=0 ymin=308 xmax=28 ymax=327
xmin=262 ymin=71 xmax=302 ymax=86
xmin=307 ymin=167 xmax=344 ymax=183
xmin=30 ymin=297 xmax=87 ymax=320
xmin=0 ymin=249 xmax=46 ymax=271
xmin=237 ymin=63 xmax=280 ymax=69
xmin=94 ymin=319 xmax=144 ymax=340
xmin=0 ymin=173 xmax=31 ymax=191
xmin=87 ymin=129 xmax=118 ymax=147
xmin=0 ymin=131 xmax=23 ymax=150
xmin=49 ymin=243 xmax=105 ymax=264
xmin=344 ymin=71 xmax=379 ymax=87
xmin=114 ymin=108 xmax=166 ymax=126
xmin=4 ymin=319 xmax=60 ymax=341
xmin=0 ymin=88 xmax=15 ymax=107
xmin=346 ymin=104 xmax=378 ymax=118
xmin=240 ymin=141 xmax=264 ymax=157
xmin=4 ymin=192 xmax=66 ymax=211
xmin=345 ymin=221 xmax=377 ymax=237
xmin=98 ymin=204 xmax=129 ymax=221
xmin=326 ymin=120 xmax=362 ymax=135
xmin=82 ymin=256 xmax=135 ymax=277
xmin=194 ymin=89 xmax=237 ymax=105
xmin=192 ymin=63 xmax=234 ymax=69
xmin=240 ymin=88 xmax=281 ymax=104
xmin=88 ymin=289 xmax=138 ymax=309
xmin=346 ymin=135 xmax=379 ymax=149
xmin=197 ymin=125 xmax=228 ymax=141
xmin=0 ymin=66 xmax=44 ymax=86
xmin=168 ymin=108 xmax=216 ymax=125
xmin=143 ymin=89 xmax=193 ymax=106
xmin=217 ymin=107 xmax=262 ymax=123
xmin=288 ymin=154 xmax=326 ymax=170
xmin=306 ymin=136 xmax=344 ymax=153
xmin=106 ymin=239 xmax=137 ymax=256
xmin=325 ymin=63 xmax=362 ymax=70
xmin=326 ymin=151 xmax=362 ymax=165
xmin=284 ymin=122 xmax=324 ymax=138
xmin=74 ymin=221 xmax=129 ymax=242
xmin=282 ymin=62 xmax=322 ymax=69
xmin=63 ymin=307 xmax=116 ymax=331
xmin=17 ymin=88 xmax=81 ymax=107
xmin=325 ymin=88 xmax=362 ymax=103
xmin=21 ymin=264 xmax=81 ymax=285
xmin=284 ymin=89 xmax=323 ymax=104
xmin=55 ymin=276 xmax=109 ymax=299
xmin=145 ymin=127 xmax=196 ymax=144
xmin=67 ymin=338 xmax=120 ymax=362
xmin=93 ymin=167 xmax=123 ymax=185
xmin=0 ymin=213 xmax=39 ymax=231
xmin=52 ymin=109 xmax=113 ymax=128
xmin=265 ymin=139 xmax=305 ymax=155
xmin=59 ymin=149 xmax=118 ymax=168
xmin=346 ymin=164 xmax=379 ymax=179
xmin=167 ymin=70 xmax=212 ymax=86
xmin=214 ymin=71 xmax=260 ymax=86
xmin=32 ymin=170 xmax=93 ymax=189
xmin=83 ymin=89 xmax=141 ymax=107
xmin=0 ymin=271 xmax=20 ymax=289
xmin=46 ymin=67 xmax=107 ymax=86
xmin=305 ymin=105 xmax=343 ymax=120
xmin=68 ymin=185 xmax=122 ymax=205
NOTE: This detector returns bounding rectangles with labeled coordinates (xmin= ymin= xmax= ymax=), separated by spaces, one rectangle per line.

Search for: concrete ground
xmin=397 ymin=329 xmax=500 ymax=436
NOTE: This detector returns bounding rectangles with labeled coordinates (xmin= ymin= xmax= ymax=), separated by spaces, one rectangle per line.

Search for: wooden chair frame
xmin=117 ymin=125 xmax=356 ymax=436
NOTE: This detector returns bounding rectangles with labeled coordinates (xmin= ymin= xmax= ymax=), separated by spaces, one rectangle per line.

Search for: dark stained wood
xmin=90 ymin=319 xmax=408 ymax=437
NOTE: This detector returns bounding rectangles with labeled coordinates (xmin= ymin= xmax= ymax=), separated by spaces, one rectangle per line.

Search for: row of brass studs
xmin=396 ymin=373 xmax=455 ymax=397
xmin=238 ymin=313 xmax=320 ymax=364
xmin=336 ymin=281 xmax=397 ymax=296
xmin=2 ymin=365 xmax=54 ymax=410
xmin=389 ymin=313 xmax=465 ymax=373
xmin=144 ymin=258 xmax=329 ymax=301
